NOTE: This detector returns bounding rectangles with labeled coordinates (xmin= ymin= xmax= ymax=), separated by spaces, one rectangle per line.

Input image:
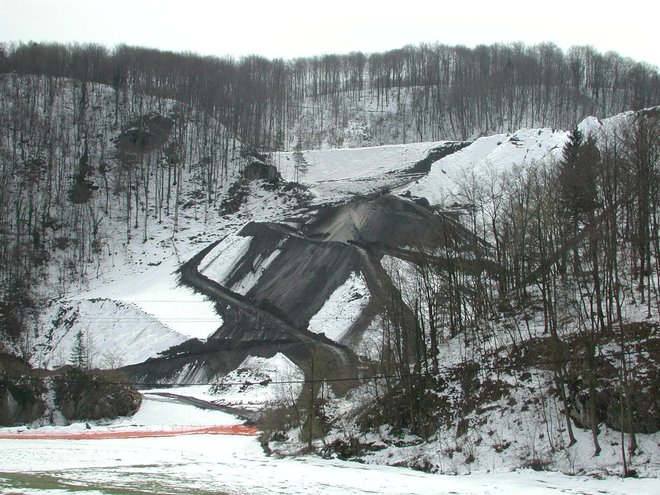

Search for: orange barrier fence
xmin=0 ymin=424 xmax=257 ymax=440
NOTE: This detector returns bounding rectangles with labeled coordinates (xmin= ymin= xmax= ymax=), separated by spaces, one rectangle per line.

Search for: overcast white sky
xmin=2 ymin=0 xmax=659 ymax=68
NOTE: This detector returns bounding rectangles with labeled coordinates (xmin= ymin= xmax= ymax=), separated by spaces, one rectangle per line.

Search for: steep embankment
xmin=124 ymin=187 xmax=486 ymax=387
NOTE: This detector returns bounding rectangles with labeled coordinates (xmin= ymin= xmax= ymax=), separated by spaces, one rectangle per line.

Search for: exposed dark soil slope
xmin=124 ymin=194 xmax=486 ymax=386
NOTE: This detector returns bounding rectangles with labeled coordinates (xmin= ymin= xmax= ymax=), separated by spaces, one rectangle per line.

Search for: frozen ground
xmin=1 ymin=395 xmax=656 ymax=495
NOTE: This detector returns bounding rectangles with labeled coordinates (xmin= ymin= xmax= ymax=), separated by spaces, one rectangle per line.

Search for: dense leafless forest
xmin=2 ymin=41 xmax=658 ymax=147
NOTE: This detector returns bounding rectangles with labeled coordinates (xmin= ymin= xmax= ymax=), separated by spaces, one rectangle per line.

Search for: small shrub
xmin=522 ymin=457 xmax=551 ymax=471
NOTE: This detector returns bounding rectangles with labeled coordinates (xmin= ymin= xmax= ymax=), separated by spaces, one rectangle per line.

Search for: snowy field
xmin=1 ymin=395 xmax=656 ymax=495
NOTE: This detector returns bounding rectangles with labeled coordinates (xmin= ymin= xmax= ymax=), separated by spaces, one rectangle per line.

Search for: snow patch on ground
xmin=33 ymin=238 xmax=228 ymax=369
xmin=308 ymin=271 xmax=370 ymax=342
xmin=118 ymin=394 xmax=243 ymax=427
xmin=231 ymin=247 xmax=283 ymax=295
xmin=279 ymin=142 xmax=442 ymax=183
xmin=198 ymin=233 xmax=252 ymax=285
xmin=33 ymin=299 xmax=188 ymax=370
xmin=277 ymin=141 xmax=446 ymax=203
xmin=142 ymin=353 xmax=305 ymax=412
xmin=208 ymin=353 xmax=304 ymax=410
xmin=166 ymin=361 xmax=208 ymax=384
xmin=406 ymin=129 xmax=567 ymax=205
xmin=72 ymin=255 xmax=223 ymax=332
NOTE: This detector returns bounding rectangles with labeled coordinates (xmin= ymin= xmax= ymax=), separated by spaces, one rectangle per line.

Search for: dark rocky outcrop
xmin=115 ymin=113 xmax=174 ymax=156
xmin=242 ymin=161 xmax=280 ymax=182
xmin=0 ymin=353 xmax=45 ymax=426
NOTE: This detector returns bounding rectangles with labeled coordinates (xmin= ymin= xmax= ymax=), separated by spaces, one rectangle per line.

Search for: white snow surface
xmin=120 ymin=393 xmax=243 ymax=427
xmin=308 ymin=271 xmax=370 ymax=342
xmin=209 ymin=352 xmax=304 ymax=410
xmin=34 ymin=257 xmax=225 ymax=370
xmin=406 ymin=129 xmax=567 ymax=205
xmin=2 ymin=438 xmax=657 ymax=495
xmin=198 ymin=233 xmax=252 ymax=287
xmin=277 ymin=141 xmax=446 ymax=203
xmin=33 ymin=298 xmax=187 ymax=369
xmin=404 ymin=109 xmax=652 ymax=209
xmin=197 ymin=233 xmax=284 ymax=295
xmin=1 ymin=393 xmax=656 ymax=494
xmin=231 ymin=247 xmax=283 ymax=295
xmin=279 ymin=142 xmax=440 ymax=182
xmin=0 ymin=397 xmax=656 ymax=495
xmin=142 ymin=353 xmax=304 ymax=411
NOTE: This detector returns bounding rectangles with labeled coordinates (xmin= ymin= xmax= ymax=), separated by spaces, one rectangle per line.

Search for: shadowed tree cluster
xmin=367 ymin=111 xmax=658 ymax=473
xmin=2 ymin=41 xmax=657 ymax=149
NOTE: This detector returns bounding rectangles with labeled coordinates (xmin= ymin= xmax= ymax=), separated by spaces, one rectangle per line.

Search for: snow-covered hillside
xmin=2 ymin=88 xmax=657 ymax=486
xmin=405 ymin=110 xmax=650 ymax=207
xmin=0 ymin=74 xmax=247 ymax=367
xmin=277 ymin=141 xmax=446 ymax=203
xmin=406 ymin=129 xmax=566 ymax=204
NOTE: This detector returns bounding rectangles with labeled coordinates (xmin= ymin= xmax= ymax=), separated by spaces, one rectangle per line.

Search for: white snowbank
xmin=406 ymin=129 xmax=567 ymax=205
xmin=308 ymin=271 xmax=370 ymax=342
xmin=143 ymin=353 xmax=305 ymax=411
xmin=198 ymin=233 xmax=252 ymax=285
xmin=231 ymin=247 xmax=282 ymax=295
xmin=33 ymin=299 xmax=187 ymax=369
xmin=117 ymin=394 xmax=243 ymax=427
xmin=210 ymin=353 xmax=304 ymax=410
xmin=82 ymin=256 xmax=223 ymax=341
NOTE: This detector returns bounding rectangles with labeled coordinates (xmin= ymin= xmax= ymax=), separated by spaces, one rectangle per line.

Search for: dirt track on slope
xmin=177 ymin=234 xmax=359 ymax=378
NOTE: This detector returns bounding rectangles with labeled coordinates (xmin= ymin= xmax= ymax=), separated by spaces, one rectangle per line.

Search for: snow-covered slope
xmin=6 ymin=89 xmax=657 ymax=483
xmin=34 ymin=298 xmax=187 ymax=369
xmin=209 ymin=353 xmax=304 ymax=410
xmin=308 ymin=271 xmax=369 ymax=343
xmin=0 ymin=74 xmax=245 ymax=369
xmin=277 ymin=141 xmax=446 ymax=203
xmin=404 ymin=109 xmax=656 ymax=208
xmin=405 ymin=129 xmax=567 ymax=205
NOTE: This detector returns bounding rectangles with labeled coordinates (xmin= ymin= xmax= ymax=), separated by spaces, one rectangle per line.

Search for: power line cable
xmin=46 ymin=345 xmax=659 ymax=388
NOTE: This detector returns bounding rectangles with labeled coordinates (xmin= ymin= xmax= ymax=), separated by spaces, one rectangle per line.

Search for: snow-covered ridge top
xmin=578 ymin=106 xmax=659 ymax=138
xmin=404 ymin=127 xmax=567 ymax=205
xmin=277 ymin=108 xmax=655 ymax=206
